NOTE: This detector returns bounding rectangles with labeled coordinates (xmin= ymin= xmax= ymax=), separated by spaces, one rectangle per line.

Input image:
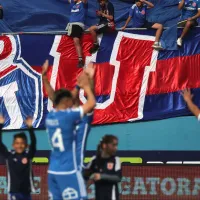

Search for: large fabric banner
xmin=0 ymin=28 xmax=200 ymax=129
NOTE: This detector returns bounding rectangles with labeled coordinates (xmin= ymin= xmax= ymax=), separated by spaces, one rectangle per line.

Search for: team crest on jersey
xmin=48 ymin=191 xmax=53 ymax=200
xmin=62 ymin=187 xmax=78 ymax=200
xmin=141 ymin=10 xmax=145 ymax=15
xmin=193 ymin=2 xmax=197 ymax=6
xmin=11 ymin=196 xmax=16 ymax=200
xmin=107 ymin=162 xmax=114 ymax=170
xmin=22 ymin=158 xmax=28 ymax=164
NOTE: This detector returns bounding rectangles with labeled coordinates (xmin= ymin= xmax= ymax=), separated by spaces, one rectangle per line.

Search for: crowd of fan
xmin=66 ymin=0 xmax=200 ymax=68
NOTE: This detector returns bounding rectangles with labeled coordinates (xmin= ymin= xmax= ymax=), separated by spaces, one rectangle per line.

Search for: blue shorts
xmin=48 ymin=171 xmax=87 ymax=200
xmin=8 ymin=193 xmax=31 ymax=200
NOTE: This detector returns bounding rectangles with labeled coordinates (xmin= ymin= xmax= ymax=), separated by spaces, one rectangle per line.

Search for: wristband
xmin=76 ymin=85 xmax=80 ymax=90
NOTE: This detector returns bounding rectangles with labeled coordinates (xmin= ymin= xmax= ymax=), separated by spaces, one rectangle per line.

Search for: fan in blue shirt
xmin=66 ymin=0 xmax=88 ymax=68
xmin=177 ymin=0 xmax=200 ymax=46
xmin=42 ymin=60 xmax=96 ymax=200
xmin=121 ymin=0 xmax=164 ymax=50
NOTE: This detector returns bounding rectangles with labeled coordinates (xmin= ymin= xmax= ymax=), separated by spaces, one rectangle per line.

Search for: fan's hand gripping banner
xmin=0 ymin=28 xmax=200 ymax=129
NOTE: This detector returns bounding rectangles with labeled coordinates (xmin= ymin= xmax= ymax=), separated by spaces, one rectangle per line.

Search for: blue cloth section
xmin=147 ymin=0 xmax=180 ymax=27
xmin=0 ymin=0 xmax=192 ymax=33
xmin=143 ymin=88 xmax=200 ymax=121
xmin=158 ymin=27 xmax=200 ymax=60
xmin=96 ymin=95 xmax=110 ymax=103
xmin=20 ymin=35 xmax=55 ymax=66
xmin=160 ymin=24 xmax=178 ymax=51
xmin=96 ymin=31 xmax=118 ymax=63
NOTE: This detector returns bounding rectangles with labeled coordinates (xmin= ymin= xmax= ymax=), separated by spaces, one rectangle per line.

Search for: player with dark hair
xmin=0 ymin=116 xmax=36 ymax=200
xmin=66 ymin=0 xmax=88 ymax=68
xmin=177 ymin=0 xmax=200 ymax=47
xmin=89 ymin=0 xmax=115 ymax=54
xmin=84 ymin=135 xmax=121 ymax=200
xmin=122 ymin=0 xmax=163 ymax=50
xmin=42 ymin=60 xmax=95 ymax=172
xmin=43 ymin=59 xmax=96 ymax=200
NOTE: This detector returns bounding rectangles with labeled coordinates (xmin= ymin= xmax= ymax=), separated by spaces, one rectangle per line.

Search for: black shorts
xmin=0 ymin=7 xmax=3 ymax=19
xmin=143 ymin=21 xmax=155 ymax=29
xmin=178 ymin=19 xmax=198 ymax=27
xmin=69 ymin=24 xmax=84 ymax=38
xmin=96 ymin=23 xmax=115 ymax=34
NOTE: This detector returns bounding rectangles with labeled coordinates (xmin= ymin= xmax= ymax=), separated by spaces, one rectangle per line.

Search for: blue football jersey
xmin=46 ymin=107 xmax=84 ymax=174
xmin=180 ymin=0 xmax=200 ymax=20
xmin=69 ymin=1 xmax=88 ymax=24
xmin=76 ymin=113 xmax=93 ymax=170
xmin=129 ymin=4 xmax=147 ymax=28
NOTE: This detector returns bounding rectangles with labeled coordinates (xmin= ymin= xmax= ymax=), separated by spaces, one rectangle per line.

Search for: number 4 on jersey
xmin=51 ymin=128 xmax=65 ymax=152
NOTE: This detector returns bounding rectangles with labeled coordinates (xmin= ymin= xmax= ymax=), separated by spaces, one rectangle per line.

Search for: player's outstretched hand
xmin=0 ymin=115 xmax=5 ymax=124
xmin=25 ymin=117 xmax=33 ymax=128
xmin=77 ymin=71 xmax=90 ymax=89
xmin=93 ymin=173 xmax=101 ymax=181
xmin=181 ymin=89 xmax=193 ymax=103
xmin=85 ymin=62 xmax=95 ymax=79
xmin=42 ymin=60 xmax=49 ymax=76
xmin=121 ymin=26 xmax=126 ymax=31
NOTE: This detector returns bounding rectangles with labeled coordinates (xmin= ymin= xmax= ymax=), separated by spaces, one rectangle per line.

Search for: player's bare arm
xmin=178 ymin=0 xmax=185 ymax=10
xmin=140 ymin=0 xmax=154 ymax=8
xmin=70 ymin=62 xmax=95 ymax=106
xmin=0 ymin=115 xmax=9 ymax=157
xmin=74 ymin=62 xmax=95 ymax=100
xmin=78 ymin=72 xmax=96 ymax=114
xmin=25 ymin=117 xmax=37 ymax=158
xmin=84 ymin=62 xmax=95 ymax=92
xmin=121 ymin=16 xmax=131 ymax=30
xmin=181 ymin=89 xmax=200 ymax=118
xmin=99 ymin=11 xmax=114 ymax=21
xmin=42 ymin=60 xmax=55 ymax=102
xmin=91 ymin=173 xmax=121 ymax=183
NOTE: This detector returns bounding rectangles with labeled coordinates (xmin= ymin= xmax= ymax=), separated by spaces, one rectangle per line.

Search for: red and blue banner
xmin=0 ymin=28 xmax=200 ymax=129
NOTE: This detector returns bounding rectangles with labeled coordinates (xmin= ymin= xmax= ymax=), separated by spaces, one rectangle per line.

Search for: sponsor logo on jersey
xmin=193 ymin=2 xmax=197 ymax=7
xmin=22 ymin=158 xmax=28 ymax=164
xmin=62 ymin=187 xmax=78 ymax=200
xmin=107 ymin=162 xmax=114 ymax=170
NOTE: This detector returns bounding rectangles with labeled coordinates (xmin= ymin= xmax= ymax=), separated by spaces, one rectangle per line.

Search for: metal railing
xmin=1 ymin=26 xmax=199 ymax=36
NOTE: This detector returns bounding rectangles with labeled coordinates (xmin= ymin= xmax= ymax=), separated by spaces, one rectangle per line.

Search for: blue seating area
xmin=0 ymin=0 xmax=196 ymax=33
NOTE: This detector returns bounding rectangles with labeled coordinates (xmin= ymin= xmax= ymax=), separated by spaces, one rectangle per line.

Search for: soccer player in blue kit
xmin=177 ymin=0 xmax=200 ymax=46
xmin=42 ymin=60 xmax=96 ymax=200
xmin=66 ymin=0 xmax=88 ymax=68
xmin=72 ymin=63 xmax=95 ymax=171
